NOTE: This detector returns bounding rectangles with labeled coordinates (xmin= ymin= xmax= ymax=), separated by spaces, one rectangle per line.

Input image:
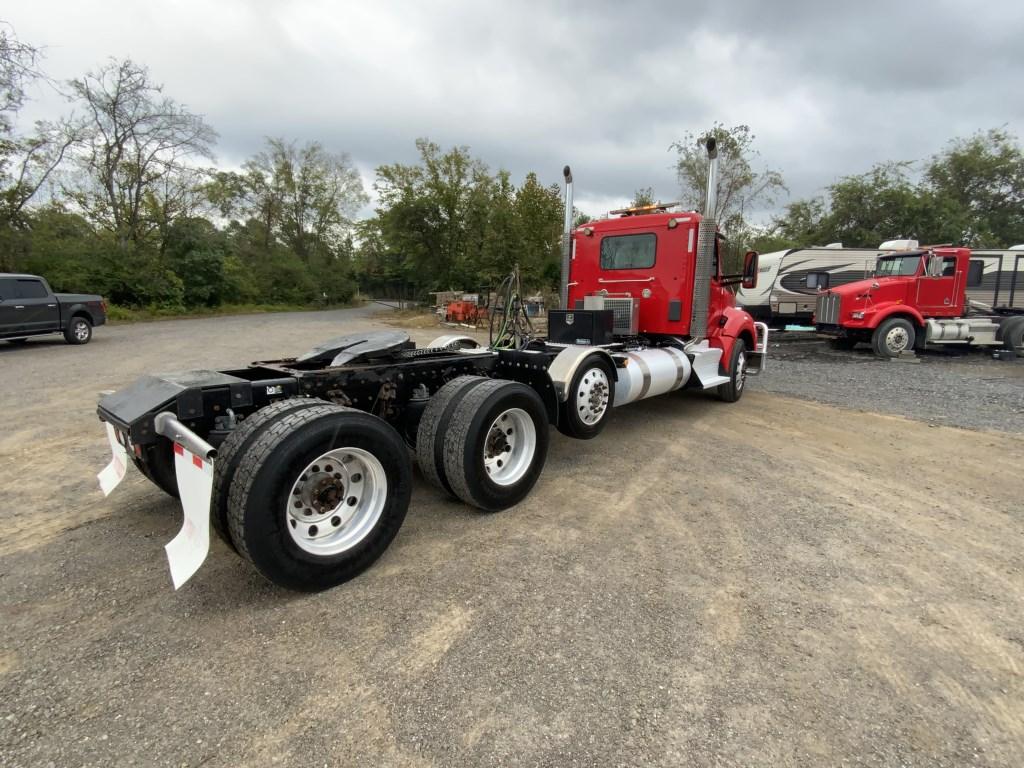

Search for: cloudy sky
xmin=7 ymin=0 xmax=1024 ymax=221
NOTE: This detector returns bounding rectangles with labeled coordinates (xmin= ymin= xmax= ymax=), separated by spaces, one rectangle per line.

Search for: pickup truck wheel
xmin=872 ymin=317 xmax=915 ymax=358
xmin=557 ymin=355 xmax=615 ymax=439
xmin=442 ymin=379 xmax=549 ymax=512
xmin=210 ymin=398 xmax=328 ymax=552
xmin=416 ymin=375 xmax=490 ymax=495
xmin=717 ymin=339 xmax=748 ymax=403
xmin=64 ymin=316 xmax=92 ymax=345
xmin=227 ymin=405 xmax=412 ymax=591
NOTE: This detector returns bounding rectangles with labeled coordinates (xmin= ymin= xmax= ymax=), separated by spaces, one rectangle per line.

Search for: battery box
xmin=547 ymin=309 xmax=614 ymax=345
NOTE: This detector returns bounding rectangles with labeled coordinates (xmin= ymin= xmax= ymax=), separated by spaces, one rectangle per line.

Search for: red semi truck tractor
xmin=95 ymin=139 xmax=768 ymax=592
xmin=815 ymin=247 xmax=1024 ymax=357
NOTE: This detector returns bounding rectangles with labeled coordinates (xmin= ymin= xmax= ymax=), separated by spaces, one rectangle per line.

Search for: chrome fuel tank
xmin=613 ymin=347 xmax=692 ymax=406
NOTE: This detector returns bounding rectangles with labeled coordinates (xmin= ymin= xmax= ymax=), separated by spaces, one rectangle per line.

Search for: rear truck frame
xmin=96 ymin=140 xmax=769 ymax=592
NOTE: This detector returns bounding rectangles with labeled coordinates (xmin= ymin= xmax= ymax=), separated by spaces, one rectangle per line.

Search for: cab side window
xmin=16 ymin=279 xmax=48 ymax=299
xmin=600 ymin=233 xmax=656 ymax=270
xmin=941 ymin=258 xmax=956 ymax=277
xmin=0 ymin=278 xmax=16 ymax=300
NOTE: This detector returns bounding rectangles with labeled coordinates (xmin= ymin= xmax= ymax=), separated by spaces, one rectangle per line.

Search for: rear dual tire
xmin=226 ymin=403 xmax=412 ymax=591
xmin=418 ymin=377 xmax=550 ymax=512
xmin=211 ymin=398 xmax=330 ymax=551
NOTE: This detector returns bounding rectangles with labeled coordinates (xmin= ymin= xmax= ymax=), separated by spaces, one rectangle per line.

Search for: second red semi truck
xmin=815 ymin=246 xmax=1024 ymax=357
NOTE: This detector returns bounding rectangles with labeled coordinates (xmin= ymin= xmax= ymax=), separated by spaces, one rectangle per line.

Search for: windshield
xmin=875 ymin=254 xmax=922 ymax=277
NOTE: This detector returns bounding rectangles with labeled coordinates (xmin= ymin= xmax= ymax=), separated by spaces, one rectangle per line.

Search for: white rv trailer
xmin=737 ymin=242 xmax=1024 ymax=327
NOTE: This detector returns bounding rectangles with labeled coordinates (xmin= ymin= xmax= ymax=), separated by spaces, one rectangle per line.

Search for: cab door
xmin=915 ymin=255 xmax=959 ymax=316
xmin=0 ymin=278 xmax=22 ymax=334
xmin=15 ymin=278 xmax=60 ymax=332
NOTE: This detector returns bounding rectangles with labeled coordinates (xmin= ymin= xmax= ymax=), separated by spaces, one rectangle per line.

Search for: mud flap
xmin=97 ymin=422 xmax=129 ymax=496
xmin=164 ymin=443 xmax=214 ymax=589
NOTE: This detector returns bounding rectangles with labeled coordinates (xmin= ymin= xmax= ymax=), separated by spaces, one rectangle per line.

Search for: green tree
xmin=64 ymin=58 xmax=217 ymax=249
xmin=672 ymin=123 xmax=786 ymax=234
xmin=629 ymin=187 xmax=655 ymax=208
xmin=512 ymin=172 xmax=562 ymax=288
xmin=925 ymin=128 xmax=1024 ymax=247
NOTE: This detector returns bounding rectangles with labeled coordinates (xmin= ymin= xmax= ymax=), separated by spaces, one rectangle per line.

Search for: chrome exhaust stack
xmin=690 ymin=137 xmax=719 ymax=341
xmin=560 ymin=165 xmax=574 ymax=308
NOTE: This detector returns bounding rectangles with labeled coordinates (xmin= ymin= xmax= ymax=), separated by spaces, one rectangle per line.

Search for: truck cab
xmin=566 ymin=207 xmax=762 ymax=373
xmin=816 ymin=248 xmax=1024 ymax=357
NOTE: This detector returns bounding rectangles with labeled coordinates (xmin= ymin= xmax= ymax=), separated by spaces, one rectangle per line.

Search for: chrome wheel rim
xmin=74 ymin=321 xmax=89 ymax=341
xmin=885 ymin=327 xmax=909 ymax=353
xmin=285 ymin=447 xmax=387 ymax=556
xmin=736 ymin=351 xmax=747 ymax=391
xmin=483 ymin=408 xmax=536 ymax=487
xmin=576 ymin=367 xmax=610 ymax=425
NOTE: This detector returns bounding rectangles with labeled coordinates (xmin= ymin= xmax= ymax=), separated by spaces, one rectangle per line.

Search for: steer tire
xmin=64 ymin=316 xmax=92 ymax=345
xmin=133 ymin=440 xmax=180 ymax=499
xmin=557 ymin=355 xmax=615 ymax=440
xmin=210 ymin=398 xmax=328 ymax=552
xmin=442 ymin=379 xmax=549 ymax=512
xmin=717 ymin=339 xmax=748 ymax=403
xmin=872 ymin=317 xmax=916 ymax=359
xmin=227 ymin=405 xmax=412 ymax=591
xmin=415 ymin=376 xmax=491 ymax=495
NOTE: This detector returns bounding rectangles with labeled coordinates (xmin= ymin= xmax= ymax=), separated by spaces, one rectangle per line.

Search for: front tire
xmin=65 ymin=316 xmax=92 ymax=345
xmin=717 ymin=339 xmax=748 ymax=403
xmin=227 ymin=405 xmax=412 ymax=591
xmin=557 ymin=355 xmax=615 ymax=439
xmin=442 ymin=379 xmax=549 ymax=512
xmin=872 ymin=317 xmax=915 ymax=358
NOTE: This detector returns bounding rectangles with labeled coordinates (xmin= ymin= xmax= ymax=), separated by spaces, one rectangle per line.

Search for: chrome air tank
xmin=613 ymin=347 xmax=692 ymax=407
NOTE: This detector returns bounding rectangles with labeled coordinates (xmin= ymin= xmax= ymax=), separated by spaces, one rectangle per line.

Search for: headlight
xmin=851 ymin=311 xmax=864 ymax=319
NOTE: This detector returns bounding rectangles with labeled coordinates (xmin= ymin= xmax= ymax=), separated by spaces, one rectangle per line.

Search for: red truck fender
xmin=864 ymin=304 xmax=926 ymax=330
xmin=712 ymin=308 xmax=758 ymax=372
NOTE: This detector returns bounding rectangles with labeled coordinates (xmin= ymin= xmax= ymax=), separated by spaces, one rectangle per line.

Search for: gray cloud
xmin=8 ymin=0 xmax=1024 ymax=223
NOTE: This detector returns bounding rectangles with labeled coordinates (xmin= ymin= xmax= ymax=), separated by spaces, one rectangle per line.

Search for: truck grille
xmin=584 ymin=296 xmax=638 ymax=336
xmin=816 ymin=293 xmax=840 ymax=325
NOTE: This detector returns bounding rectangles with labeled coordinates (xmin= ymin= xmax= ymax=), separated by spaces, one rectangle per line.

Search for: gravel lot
xmin=748 ymin=332 xmax=1024 ymax=433
xmin=1 ymin=308 xmax=1022 ymax=767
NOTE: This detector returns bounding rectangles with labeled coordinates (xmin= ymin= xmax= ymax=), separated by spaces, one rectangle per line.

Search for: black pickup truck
xmin=0 ymin=273 xmax=107 ymax=345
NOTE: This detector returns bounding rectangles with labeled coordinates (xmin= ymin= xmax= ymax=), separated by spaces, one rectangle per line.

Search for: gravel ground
xmin=1 ymin=308 xmax=1023 ymax=767
xmin=748 ymin=332 xmax=1024 ymax=433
